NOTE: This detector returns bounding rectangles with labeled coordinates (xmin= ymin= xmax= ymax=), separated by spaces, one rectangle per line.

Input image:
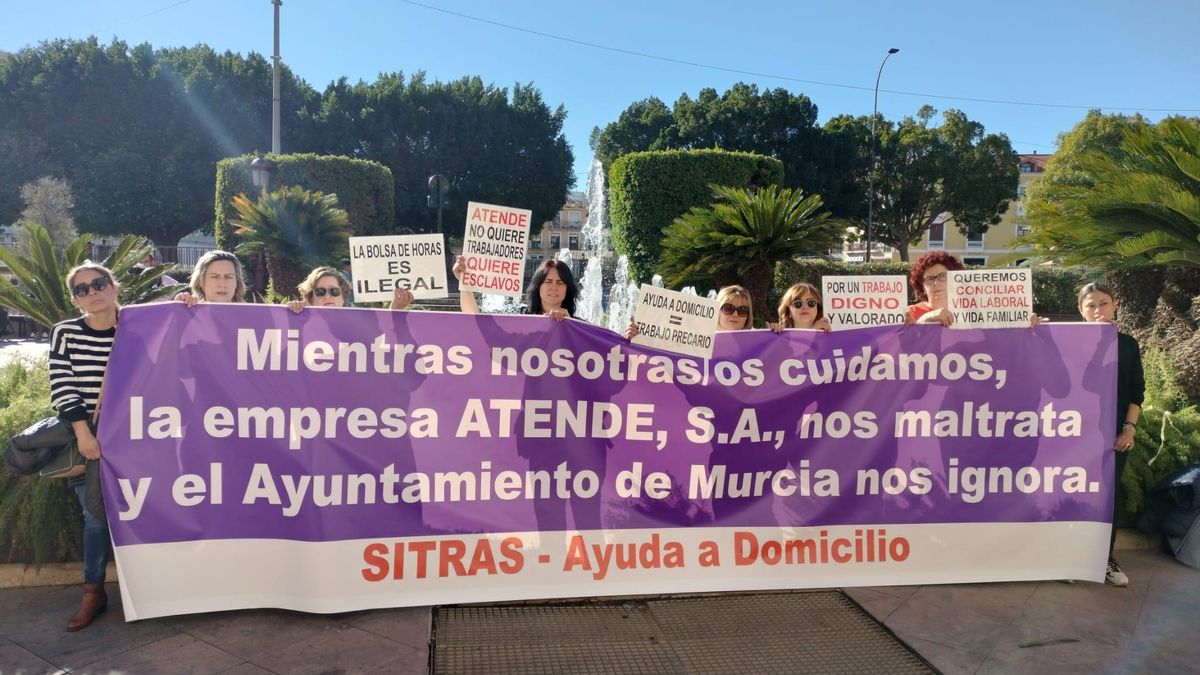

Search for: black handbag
xmin=3 ymin=416 xmax=89 ymax=479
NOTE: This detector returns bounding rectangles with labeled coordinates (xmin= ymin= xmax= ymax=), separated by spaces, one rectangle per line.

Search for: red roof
xmin=1017 ymin=153 xmax=1050 ymax=172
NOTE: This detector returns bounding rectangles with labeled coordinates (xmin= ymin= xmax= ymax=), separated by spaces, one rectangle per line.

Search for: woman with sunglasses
xmin=625 ymin=285 xmax=756 ymax=340
xmin=771 ymin=282 xmax=831 ymax=332
xmin=287 ymin=266 xmax=413 ymax=312
xmin=49 ymin=262 xmax=120 ymax=631
xmin=714 ymin=285 xmax=755 ymax=331
xmin=174 ymin=250 xmax=247 ymax=306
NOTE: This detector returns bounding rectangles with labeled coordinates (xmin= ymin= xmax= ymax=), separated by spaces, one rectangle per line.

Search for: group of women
xmin=48 ymin=249 xmax=1143 ymax=629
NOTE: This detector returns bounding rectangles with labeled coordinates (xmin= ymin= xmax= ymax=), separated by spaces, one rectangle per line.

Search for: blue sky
xmin=3 ymin=0 xmax=1198 ymax=188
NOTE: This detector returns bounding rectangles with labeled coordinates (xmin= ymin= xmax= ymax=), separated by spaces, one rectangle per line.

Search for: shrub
xmin=608 ymin=149 xmax=784 ymax=282
xmin=0 ymin=358 xmax=83 ymax=563
xmin=1121 ymin=349 xmax=1200 ymax=516
xmin=214 ymin=153 xmax=394 ymax=250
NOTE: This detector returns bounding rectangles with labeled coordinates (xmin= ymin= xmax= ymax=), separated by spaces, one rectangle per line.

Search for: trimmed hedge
xmin=608 ymin=149 xmax=784 ymax=283
xmin=214 ymin=153 xmax=394 ymax=250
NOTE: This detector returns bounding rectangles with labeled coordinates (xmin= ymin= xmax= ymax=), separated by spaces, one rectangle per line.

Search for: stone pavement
xmin=1 ymin=546 xmax=1195 ymax=674
xmin=845 ymin=548 xmax=1200 ymax=674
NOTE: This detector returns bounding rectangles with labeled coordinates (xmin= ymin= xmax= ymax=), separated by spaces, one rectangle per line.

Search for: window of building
xmin=1016 ymin=224 xmax=1032 ymax=236
xmin=567 ymin=211 xmax=582 ymax=227
xmin=531 ymin=237 xmax=542 ymax=250
xmin=550 ymin=234 xmax=561 ymax=250
xmin=966 ymin=230 xmax=984 ymax=249
xmin=927 ymin=221 xmax=945 ymax=248
xmin=963 ymin=257 xmax=987 ymax=266
xmin=1019 ymin=163 xmax=1034 ymax=173
xmin=569 ymin=235 xmax=579 ymax=250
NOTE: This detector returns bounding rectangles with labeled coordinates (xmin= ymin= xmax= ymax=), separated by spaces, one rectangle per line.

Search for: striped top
xmin=49 ymin=316 xmax=116 ymax=422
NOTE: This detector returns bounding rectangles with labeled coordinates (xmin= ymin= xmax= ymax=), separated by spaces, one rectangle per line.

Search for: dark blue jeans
xmin=72 ymin=483 xmax=110 ymax=584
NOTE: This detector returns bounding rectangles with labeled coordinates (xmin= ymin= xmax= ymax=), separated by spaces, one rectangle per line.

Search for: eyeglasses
xmin=313 ymin=287 xmax=343 ymax=298
xmin=720 ymin=303 xmax=750 ymax=317
xmin=921 ymin=272 xmax=948 ymax=285
xmin=791 ymin=298 xmax=819 ymax=309
xmin=71 ymin=276 xmax=113 ymax=298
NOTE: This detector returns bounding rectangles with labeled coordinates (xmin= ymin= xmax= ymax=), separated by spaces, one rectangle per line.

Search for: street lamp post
xmin=427 ymin=174 xmax=449 ymax=233
xmin=865 ymin=47 xmax=900 ymax=264
xmin=249 ymin=152 xmax=277 ymax=294
xmin=271 ymin=0 xmax=282 ymax=154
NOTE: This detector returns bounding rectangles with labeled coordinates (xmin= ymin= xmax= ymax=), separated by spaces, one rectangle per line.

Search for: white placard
xmin=631 ymin=285 xmax=719 ymax=359
xmin=947 ymin=268 xmax=1033 ymax=328
xmin=821 ymin=275 xmax=908 ymax=330
xmin=348 ymin=234 xmax=448 ymax=302
xmin=459 ymin=201 xmax=532 ymax=298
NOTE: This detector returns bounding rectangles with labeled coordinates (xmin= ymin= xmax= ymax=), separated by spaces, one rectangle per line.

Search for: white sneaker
xmin=1105 ymin=557 xmax=1129 ymax=587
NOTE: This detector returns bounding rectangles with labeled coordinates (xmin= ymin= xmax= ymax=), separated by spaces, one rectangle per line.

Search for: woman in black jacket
xmin=1078 ymin=282 xmax=1145 ymax=587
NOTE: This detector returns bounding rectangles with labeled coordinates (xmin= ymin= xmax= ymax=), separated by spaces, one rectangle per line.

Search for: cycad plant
xmin=658 ymin=184 xmax=843 ymax=320
xmin=0 ymin=222 xmax=182 ymax=329
xmin=231 ymin=186 xmax=352 ymax=298
xmin=1023 ymin=117 xmax=1200 ymax=269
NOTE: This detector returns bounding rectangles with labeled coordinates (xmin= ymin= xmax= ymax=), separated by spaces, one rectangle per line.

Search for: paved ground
xmin=0 ymin=338 xmax=49 ymax=365
xmin=1 ymin=547 xmax=1195 ymax=674
xmin=846 ymin=548 xmax=1199 ymax=674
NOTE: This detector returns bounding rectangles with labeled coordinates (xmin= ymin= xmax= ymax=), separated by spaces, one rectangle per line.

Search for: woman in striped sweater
xmin=49 ymin=262 xmax=119 ymax=631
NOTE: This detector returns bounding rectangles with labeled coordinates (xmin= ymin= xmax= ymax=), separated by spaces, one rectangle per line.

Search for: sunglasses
xmin=71 ymin=276 xmax=113 ymax=298
xmin=313 ymin=287 xmax=343 ymax=298
xmin=720 ymin=303 xmax=750 ymax=318
xmin=791 ymin=298 xmax=819 ymax=309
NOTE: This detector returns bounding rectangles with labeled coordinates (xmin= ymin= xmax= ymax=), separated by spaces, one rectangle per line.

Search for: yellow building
xmin=528 ymin=191 xmax=588 ymax=264
xmin=893 ymin=152 xmax=1049 ymax=265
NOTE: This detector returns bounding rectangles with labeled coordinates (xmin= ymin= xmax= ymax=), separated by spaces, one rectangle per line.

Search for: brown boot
xmin=66 ymin=582 xmax=107 ymax=632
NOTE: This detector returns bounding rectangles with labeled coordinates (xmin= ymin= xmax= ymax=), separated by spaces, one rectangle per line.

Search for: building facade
xmin=892 ymin=152 xmax=1049 ymax=265
xmin=528 ymin=191 xmax=587 ymax=263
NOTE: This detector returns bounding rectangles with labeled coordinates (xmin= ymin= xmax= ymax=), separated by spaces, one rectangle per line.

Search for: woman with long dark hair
xmin=50 ymin=262 xmax=120 ymax=631
xmin=455 ymin=257 xmax=576 ymax=321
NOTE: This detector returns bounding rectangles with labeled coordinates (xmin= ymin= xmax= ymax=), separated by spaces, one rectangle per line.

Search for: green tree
xmin=593 ymin=83 xmax=831 ymax=203
xmin=231 ymin=186 xmax=352 ymax=298
xmin=15 ymin=176 xmax=77 ymax=251
xmin=0 ymin=223 xmax=182 ymax=329
xmin=868 ymin=106 xmax=1018 ymax=260
xmin=658 ymin=184 xmax=843 ymax=319
xmin=0 ymin=38 xmax=320 ymax=244
xmin=301 ymin=72 xmax=574 ymax=238
xmin=1022 ymin=114 xmax=1200 ymax=268
xmin=589 ymin=97 xmax=673 ymax=167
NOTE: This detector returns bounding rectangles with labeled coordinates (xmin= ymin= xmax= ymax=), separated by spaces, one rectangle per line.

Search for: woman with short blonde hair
xmin=715 ymin=285 xmax=754 ymax=331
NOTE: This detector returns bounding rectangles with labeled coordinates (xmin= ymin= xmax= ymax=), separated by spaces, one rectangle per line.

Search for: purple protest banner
xmin=99 ymin=303 xmax=1116 ymax=619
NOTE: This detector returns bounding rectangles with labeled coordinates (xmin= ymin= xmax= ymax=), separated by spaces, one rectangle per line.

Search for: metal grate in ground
xmin=433 ymin=591 xmax=934 ymax=674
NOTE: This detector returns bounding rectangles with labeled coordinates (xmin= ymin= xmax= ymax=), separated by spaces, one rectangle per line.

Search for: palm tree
xmin=1023 ymin=117 xmax=1200 ymax=269
xmin=658 ymin=184 xmax=843 ymax=320
xmin=231 ymin=186 xmax=352 ymax=298
xmin=0 ymin=222 xmax=182 ymax=330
